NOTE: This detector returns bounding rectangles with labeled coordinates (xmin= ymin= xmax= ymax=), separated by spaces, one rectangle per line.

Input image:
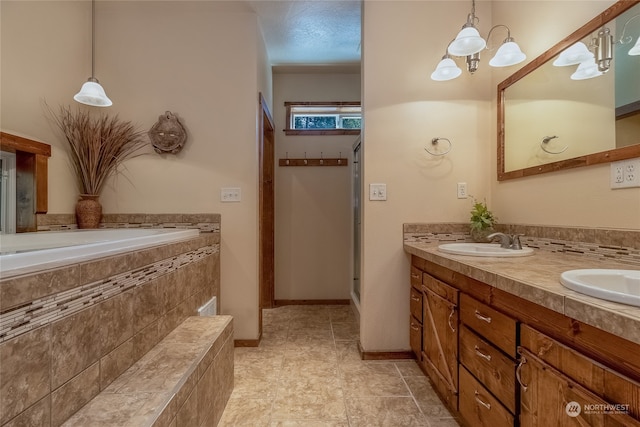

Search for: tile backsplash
xmin=403 ymin=223 xmax=640 ymax=267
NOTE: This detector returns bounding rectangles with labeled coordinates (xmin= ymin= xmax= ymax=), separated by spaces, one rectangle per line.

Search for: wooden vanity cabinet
xmin=421 ymin=271 xmax=459 ymax=410
xmin=408 ymin=255 xmax=640 ymax=427
xmin=518 ymin=325 xmax=640 ymax=427
xmin=409 ymin=267 xmax=423 ymax=360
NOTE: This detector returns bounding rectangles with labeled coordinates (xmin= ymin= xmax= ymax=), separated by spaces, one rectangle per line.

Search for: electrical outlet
xmin=369 ymin=183 xmax=387 ymax=201
xmin=457 ymin=182 xmax=468 ymax=199
xmin=611 ymin=159 xmax=640 ymax=189
xmin=220 ymin=187 xmax=241 ymax=202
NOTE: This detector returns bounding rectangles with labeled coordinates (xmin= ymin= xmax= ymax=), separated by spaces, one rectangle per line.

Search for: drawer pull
xmin=516 ymin=355 xmax=528 ymax=392
xmin=474 ymin=310 xmax=492 ymax=323
xmin=411 ymin=295 xmax=421 ymax=302
xmin=474 ymin=391 xmax=491 ymax=410
xmin=448 ymin=307 xmax=456 ymax=332
xmin=410 ymin=323 xmax=420 ymax=331
xmin=474 ymin=345 xmax=492 ymax=361
xmin=411 ymin=273 xmax=421 ymax=280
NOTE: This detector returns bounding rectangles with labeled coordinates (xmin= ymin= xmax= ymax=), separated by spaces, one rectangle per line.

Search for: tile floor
xmin=218 ymin=305 xmax=460 ymax=426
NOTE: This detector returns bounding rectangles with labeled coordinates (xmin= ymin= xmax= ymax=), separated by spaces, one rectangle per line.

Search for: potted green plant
xmin=49 ymin=105 xmax=146 ymax=228
xmin=469 ymin=198 xmax=497 ymax=242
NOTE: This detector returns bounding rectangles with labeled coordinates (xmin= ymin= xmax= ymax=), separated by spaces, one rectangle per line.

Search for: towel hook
xmin=320 ymin=152 xmax=324 ymax=165
xmin=425 ymin=137 xmax=452 ymax=156
xmin=540 ymin=135 xmax=568 ymax=154
xmin=285 ymin=152 xmax=290 ymax=165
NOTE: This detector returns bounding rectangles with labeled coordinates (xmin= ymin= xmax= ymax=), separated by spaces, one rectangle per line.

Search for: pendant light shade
xmin=74 ymin=78 xmax=112 ymax=107
xmin=489 ymin=40 xmax=526 ymax=67
xmin=431 ymin=57 xmax=462 ymax=81
xmin=553 ymin=42 xmax=593 ymax=66
xmin=629 ymin=37 xmax=640 ymax=55
xmin=570 ymin=57 xmax=602 ymax=80
xmin=448 ymin=26 xmax=486 ymax=57
xmin=74 ymin=0 xmax=111 ymax=107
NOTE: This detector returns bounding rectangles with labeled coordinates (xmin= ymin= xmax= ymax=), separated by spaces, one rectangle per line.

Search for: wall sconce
xmin=74 ymin=0 xmax=112 ymax=107
xmin=431 ymin=0 xmax=526 ymax=81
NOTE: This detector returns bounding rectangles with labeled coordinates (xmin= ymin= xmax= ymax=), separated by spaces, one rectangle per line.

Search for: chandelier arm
xmin=485 ymin=24 xmax=512 ymax=51
xmin=618 ymin=14 xmax=640 ymax=44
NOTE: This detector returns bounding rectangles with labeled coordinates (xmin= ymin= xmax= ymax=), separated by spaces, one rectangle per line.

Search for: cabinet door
xmin=518 ymin=347 xmax=640 ymax=427
xmin=422 ymin=286 xmax=459 ymax=409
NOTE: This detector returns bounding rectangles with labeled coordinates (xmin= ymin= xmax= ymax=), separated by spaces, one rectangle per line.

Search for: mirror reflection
xmin=501 ymin=1 xmax=640 ymax=176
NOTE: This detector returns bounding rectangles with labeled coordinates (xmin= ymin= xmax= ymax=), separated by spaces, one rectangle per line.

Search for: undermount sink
xmin=437 ymin=243 xmax=534 ymax=257
xmin=560 ymin=269 xmax=640 ymax=307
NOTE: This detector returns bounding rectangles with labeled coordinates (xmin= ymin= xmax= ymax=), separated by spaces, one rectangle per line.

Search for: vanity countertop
xmin=404 ymin=241 xmax=640 ymax=346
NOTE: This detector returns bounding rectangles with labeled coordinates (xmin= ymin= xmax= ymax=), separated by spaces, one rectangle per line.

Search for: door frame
xmin=258 ymin=93 xmax=276 ymax=335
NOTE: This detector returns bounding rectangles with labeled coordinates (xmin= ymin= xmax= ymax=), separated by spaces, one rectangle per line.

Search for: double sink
xmin=437 ymin=243 xmax=640 ymax=308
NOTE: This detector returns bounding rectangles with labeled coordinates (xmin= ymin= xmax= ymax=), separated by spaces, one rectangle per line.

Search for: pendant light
xmin=74 ymin=0 xmax=112 ymax=107
xmin=432 ymin=0 xmax=526 ymax=81
xmin=448 ymin=0 xmax=486 ymax=57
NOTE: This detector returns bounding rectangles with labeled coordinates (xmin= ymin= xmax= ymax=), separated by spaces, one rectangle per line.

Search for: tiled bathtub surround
xmin=0 ymin=245 xmax=218 ymax=343
xmin=403 ymin=223 xmax=640 ymax=266
xmin=63 ymin=316 xmax=234 ymax=427
xmin=0 ymin=227 xmax=220 ymax=426
xmin=36 ymin=213 xmax=221 ymax=233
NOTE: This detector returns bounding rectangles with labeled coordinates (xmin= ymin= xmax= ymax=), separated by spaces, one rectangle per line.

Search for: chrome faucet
xmin=487 ymin=232 xmax=524 ymax=250
xmin=487 ymin=232 xmax=511 ymax=248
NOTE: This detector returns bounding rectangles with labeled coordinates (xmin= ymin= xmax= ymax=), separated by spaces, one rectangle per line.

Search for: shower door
xmin=352 ymin=138 xmax=361 ymax=303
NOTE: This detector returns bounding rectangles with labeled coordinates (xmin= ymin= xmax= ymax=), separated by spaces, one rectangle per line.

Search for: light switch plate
xmin=369 ymin=183 xmax=387 ymax=201
xmin=221 ymin=187 xmax=241 ymax=202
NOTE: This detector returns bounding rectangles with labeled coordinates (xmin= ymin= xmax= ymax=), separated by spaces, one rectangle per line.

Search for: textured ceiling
xmin=249 ymin=0 xmax=362 ymax=67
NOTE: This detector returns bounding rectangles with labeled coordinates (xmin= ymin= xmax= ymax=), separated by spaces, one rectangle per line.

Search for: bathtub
xmin=0 ymin=228 xmax=200 ymax=278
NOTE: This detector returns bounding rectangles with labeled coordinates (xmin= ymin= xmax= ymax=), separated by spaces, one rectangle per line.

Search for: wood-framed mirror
xmin=498 ymin=0 xmax=640 ymax=181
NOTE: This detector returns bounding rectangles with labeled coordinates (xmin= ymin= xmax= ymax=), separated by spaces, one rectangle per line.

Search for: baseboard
xmin=273 ymin=299 xmax=350 ymax=306
xmin=357 ymin=341 xmax=415 ymax=360
xmin=234 ymin=339 xmax=261 ymax=347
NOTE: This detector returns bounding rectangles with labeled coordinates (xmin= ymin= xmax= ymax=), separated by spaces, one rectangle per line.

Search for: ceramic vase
xmin=76 ymin=194 xmax=102 ymax=229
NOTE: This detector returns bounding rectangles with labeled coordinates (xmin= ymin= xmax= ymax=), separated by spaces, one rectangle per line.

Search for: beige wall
xmin=361 ymin=0 xmax=494 ymax=351
xmin=272 ymin=72 xmax=360 ymax=301
xmin=1 ymin=1 xmax=271 ymax=341
xmin=360 ymin=0 xmax=639 ymax=352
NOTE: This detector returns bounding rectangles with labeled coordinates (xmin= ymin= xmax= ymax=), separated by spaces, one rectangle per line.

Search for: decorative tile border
xmin=36 ymin=213 xmax=221 ymax=233
xmin=0 ymin=245 xmax=219 ymax=344
xmin=403 ymin=223 xmax=640 ymax=266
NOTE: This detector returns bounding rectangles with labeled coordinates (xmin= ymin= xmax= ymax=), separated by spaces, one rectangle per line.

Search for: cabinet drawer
xmin=410 ymin=287 xmax=422 ymax=322
xmin=410 ymin=266 xmax=422 ymax=288
xmin=459 ymin=366 xmax=515 ymax=427
xmin=460 ymin=326 xmax=516 ymax=413
xmin=410 ymin=316 xmax=422 ymax=360
xmin=461 ymin=293 xmax=517 ymax=358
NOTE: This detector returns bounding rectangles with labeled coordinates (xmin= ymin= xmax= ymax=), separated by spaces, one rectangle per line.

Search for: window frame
xmin=284 ymin=101 xmax=361 ymax=136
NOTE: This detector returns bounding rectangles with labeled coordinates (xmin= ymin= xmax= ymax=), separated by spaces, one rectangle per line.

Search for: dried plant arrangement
xmin=48 ymin=105 xmax=147 ymax=196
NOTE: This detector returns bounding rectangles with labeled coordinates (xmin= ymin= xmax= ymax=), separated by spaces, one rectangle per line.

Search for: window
xmin=284 ymin=102 xmax=361 ymax=135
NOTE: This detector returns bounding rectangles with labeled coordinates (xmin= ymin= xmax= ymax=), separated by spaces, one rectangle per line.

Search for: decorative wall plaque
xmin=148 ymin=111 xmax=187 ymax=154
